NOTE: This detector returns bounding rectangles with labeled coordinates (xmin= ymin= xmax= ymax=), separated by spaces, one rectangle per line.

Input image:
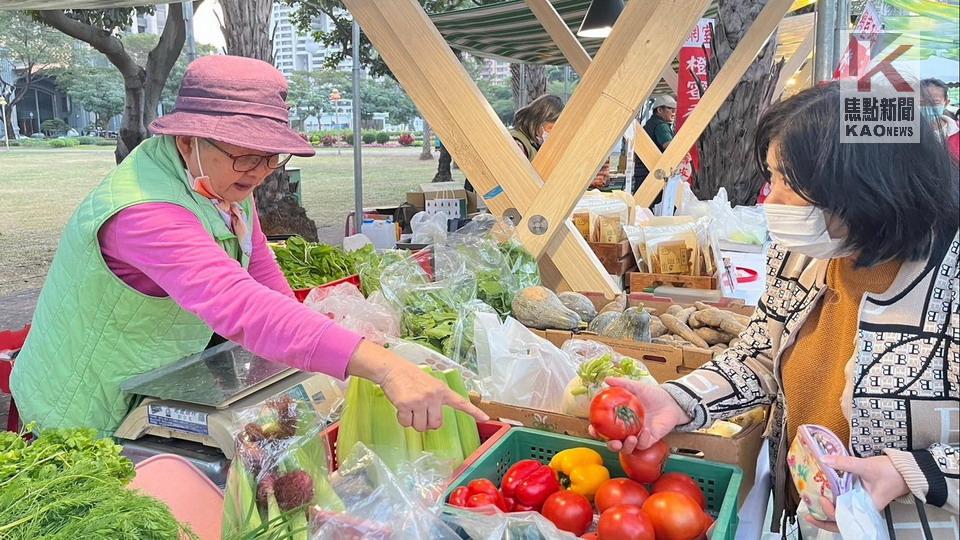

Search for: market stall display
xmin=269 ymin=236 xmax=374 ymax=299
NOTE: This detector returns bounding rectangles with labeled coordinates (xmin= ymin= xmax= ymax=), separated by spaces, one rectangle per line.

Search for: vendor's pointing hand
xmin=347 ymin=341 xmax=488 ymax=432
xmin=588 ymin=377 xmax=691 ymax=454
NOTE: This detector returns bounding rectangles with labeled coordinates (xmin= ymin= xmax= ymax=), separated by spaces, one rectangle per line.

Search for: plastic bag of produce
xmin=305 ymin=283 xmax=400 ymax=345
xmin=448 ymin=299 xmax=499 ymax=374
xmin=312 ymin=443 xmax=462 ymax=539
xmin=473 ymin=313 xmax=579 ymax=412
xmin=441 ymin=507 xmax=579 ymax=540
xmin=387 ymin=339 xmax=485 ymax=396
xmin=221 ymin=395 xmax=342 ymax=539
xmin=354 ymin=248 xmax=408 ymax=297
xmin=411 ymin=210 xmax=450 ymax=245
xmin=677 ymin=184 xmax=767 ymax=246
xmin=380 ymin=247 xmax=477 ymax=354
xmin=560 ymin=339 xmax=658 ymax=418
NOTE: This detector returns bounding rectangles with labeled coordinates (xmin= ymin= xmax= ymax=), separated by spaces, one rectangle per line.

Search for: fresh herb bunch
xmin=270 ymin=237 xmax=374 ymax=290
xmin=0 ymin=426 xmax=194 ymax=539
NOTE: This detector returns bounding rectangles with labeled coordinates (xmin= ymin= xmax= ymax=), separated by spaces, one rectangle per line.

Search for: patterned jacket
xmin=664 ymin=233 xmax=959 ymax=538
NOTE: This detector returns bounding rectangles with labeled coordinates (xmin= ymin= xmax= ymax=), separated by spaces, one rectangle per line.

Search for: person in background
xmin=921 ymin=78 xmax=959 ymax=160
xmin=599 ymin=82 xmax=958 ymax=538
xmin=633 ymin=94 xmax=677 ymax=192
xmin=510 ymin=94 xmax=563 ymax=160
xmin=12 ymin=56 xmax=487 ymax=438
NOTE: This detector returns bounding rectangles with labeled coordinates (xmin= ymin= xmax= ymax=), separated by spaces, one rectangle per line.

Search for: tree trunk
xmin=510 ymin=64 xmax=548 ymax=109
xmin=694 ymin=0 xmax=783 ymax=206
xmin=420 ymin=121 xmax=433 ymax=160
xmin=433 ymin=145 xmax=453 ymax=182
xmin=220 ymin=0 xmax=317 ymax=241
xmin=37 ymin=5 xmax=187 ymax=163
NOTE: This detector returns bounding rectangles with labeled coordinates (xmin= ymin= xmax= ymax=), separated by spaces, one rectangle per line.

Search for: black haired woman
xmin=592 ymin=82 xmax=959 ymax=538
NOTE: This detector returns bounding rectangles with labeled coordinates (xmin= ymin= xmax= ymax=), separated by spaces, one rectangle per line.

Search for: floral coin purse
xmin=787 ymin=424 xmax=853 ymax=521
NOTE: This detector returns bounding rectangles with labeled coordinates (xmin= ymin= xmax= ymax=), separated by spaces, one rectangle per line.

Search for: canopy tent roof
xmin=0 ymin=0 xmax=150 ymax=7
xmin=430 ymin=0 xmax=814 ymax=95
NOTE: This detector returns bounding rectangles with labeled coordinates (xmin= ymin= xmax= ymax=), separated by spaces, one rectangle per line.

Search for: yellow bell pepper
xmin=548 ymin=447 xmax=610 ymax=500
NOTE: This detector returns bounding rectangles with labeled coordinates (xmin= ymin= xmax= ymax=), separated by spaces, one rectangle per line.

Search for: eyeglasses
xmin=203 ymin=140 xmax=292 ymax=172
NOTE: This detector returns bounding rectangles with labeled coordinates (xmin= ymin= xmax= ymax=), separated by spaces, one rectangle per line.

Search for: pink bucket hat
xmin=150 ymin=55 xmax=314 ymax=156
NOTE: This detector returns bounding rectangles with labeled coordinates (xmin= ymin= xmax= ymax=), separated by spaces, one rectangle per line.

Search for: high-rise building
xmin=479 ymin=58 xmax=511 ymax=84
xmin=271 ymin=3 xmax=350 ymax=78
xmin=128 ymin=4 xmax=168 ymax=36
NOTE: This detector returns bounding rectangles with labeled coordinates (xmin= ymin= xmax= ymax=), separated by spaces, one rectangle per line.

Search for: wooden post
xmin=516 ymin=0 xmax=711 ymax=257
xmin=344 ymin=0 xmax=618 ymax=294
xmin=633 ymin=0 xmax=796 ymax=207
xmin=774 ymin=26 xmax=815 ymax=98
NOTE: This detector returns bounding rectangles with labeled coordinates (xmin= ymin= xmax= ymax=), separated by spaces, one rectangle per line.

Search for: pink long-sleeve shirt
xmin=97 ymin=202 xmax=363 ymax=379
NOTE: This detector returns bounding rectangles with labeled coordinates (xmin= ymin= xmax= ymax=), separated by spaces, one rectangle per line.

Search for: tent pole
xmin=814 ymin=0 xmax=836 ymax=82
xmin=833 ymin=0 xmax=850 ymax=69
xmin=519 ymin=63 xmax=527 ymax=106
xmin=352 ymin=19 xmax=363 ymax=235
xmin=563 ymin=65 xmax=570 ymax=102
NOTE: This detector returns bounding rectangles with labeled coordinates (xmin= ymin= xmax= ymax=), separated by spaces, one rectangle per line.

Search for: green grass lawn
xmin=0 ymin=145 xmax=463 ymax=296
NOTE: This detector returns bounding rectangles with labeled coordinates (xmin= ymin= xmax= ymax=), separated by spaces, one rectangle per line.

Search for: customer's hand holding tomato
xmin=589 ymin=378 xmax=692 ymax=454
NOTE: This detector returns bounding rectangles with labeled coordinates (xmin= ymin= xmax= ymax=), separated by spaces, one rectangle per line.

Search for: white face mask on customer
xmin=763 ymin=203 xmax=850 ymax=260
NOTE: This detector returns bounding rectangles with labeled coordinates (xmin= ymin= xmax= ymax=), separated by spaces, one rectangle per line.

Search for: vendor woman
xmin=598 ymin=82 xmax=958 ymax=538
xmin=11 ymin=56 xmax=487 ymax=437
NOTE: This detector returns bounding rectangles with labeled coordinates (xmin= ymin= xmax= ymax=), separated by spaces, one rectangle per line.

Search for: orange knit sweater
xmin=781 ymin=256 xmax=902 ymax=445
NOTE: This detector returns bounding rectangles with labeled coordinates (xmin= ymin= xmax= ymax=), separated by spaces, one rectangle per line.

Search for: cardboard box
xmin=405 ymin=191 xmax=425 ymax=210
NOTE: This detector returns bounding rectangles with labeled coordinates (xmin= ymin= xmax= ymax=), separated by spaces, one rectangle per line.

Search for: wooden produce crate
xmin=629 ymin=271 xmax=719 ymax=292
xmin=589 ymin=240 xmax=636 ymax=276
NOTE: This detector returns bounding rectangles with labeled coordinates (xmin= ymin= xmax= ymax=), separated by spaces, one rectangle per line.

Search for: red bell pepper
xmin=499 ymin=459 xmax=561 ymax=511
xmin=447 ymin=479 xmax=509 ymax=512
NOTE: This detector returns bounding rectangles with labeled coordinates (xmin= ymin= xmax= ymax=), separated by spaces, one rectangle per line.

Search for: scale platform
xmin=115 ymin=342 xmax=343 ymax=459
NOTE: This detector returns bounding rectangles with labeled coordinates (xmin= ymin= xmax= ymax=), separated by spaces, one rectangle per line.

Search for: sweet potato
xmin=695 ymin=308 xmax=747 ymax=335
xmin=688 ymin=311 xmax=706 ymax=329
xmin=695 ymin=327 xmax=737 ymax=346
xmin=660 ymin=313 xmax=709 ymax=349
xmin=650 ymin=317 xmax=667 ymax=338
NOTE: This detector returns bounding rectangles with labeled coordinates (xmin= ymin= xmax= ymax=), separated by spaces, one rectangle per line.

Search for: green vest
xmin=509 ymin=128 xmax=538 ymax=160
xmin=11 ymin=135 xmax=253 ymax=437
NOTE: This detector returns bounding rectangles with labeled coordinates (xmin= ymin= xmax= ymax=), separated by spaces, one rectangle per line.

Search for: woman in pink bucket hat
xmin=11 ymin=56 xmax=488 ymax=437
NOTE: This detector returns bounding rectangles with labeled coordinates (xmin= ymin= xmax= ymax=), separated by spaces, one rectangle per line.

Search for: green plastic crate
xmin=446 ymin=427 xmax=742 ymax=539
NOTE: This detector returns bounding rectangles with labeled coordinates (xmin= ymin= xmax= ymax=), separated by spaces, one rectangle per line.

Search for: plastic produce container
xmin=446 ymin=427 xmax=743 ymax=539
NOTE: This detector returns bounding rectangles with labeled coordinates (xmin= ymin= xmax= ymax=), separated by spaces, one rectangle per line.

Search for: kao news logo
xmin=839 ymin=33 xmax=920 ymax=144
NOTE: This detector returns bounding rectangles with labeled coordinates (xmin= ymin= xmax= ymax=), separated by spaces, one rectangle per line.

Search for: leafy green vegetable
xmin=499 ymin=240 xmax=541 ymax=290
xmin=270 ymin=237 xmax=374 ymax=290
xmin=355 ymin=249 xmax=407 ymax=296
xmin=0 ymin=426 xmax=195 ymax=539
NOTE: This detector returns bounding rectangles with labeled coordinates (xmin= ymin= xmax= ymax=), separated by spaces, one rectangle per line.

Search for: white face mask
xmin=763 ymin=203 xmax=850 ymax=260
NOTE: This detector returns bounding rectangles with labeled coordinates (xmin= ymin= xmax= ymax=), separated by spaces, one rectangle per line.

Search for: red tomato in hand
xmin=597 ymin=504 xmax=655 ymax=540
xmin=589 ymin=387 xmax=645 ymax=441
xmin=580 ymin=534 xmax=599 ymax=540
xmin=541 ymin=491 xmax=593 ymax=536
xmin=642 ymin=492 xmax=705 ymax=540
xmin=652 ymin=472 xmax=707 ymax=510
xmin=594 ymin=478 xmax=649 ymax=513
xmin=619 ymin=440 xmax=669 ymax=484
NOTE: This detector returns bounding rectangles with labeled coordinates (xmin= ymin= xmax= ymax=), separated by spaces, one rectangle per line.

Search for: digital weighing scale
xmin=115 ymin=342 xmax=343 ymax=484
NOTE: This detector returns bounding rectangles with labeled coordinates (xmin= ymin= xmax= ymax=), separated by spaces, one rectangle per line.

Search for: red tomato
xmin=581 ymin=534 xmax=599 ymax=540
xmin=589 ymin=388 xmax=646 ymax=441
xmin=619 ymin=440 xmax=669 ymax=484
xmin=541 ymin=491 xmax=594 ymax=536
xmin=594 ymin=478 xmax=649 ymax=513
xmin=652 ymin=472 xmax=707 ymax=510
xmin=694 ymin=513 xmax=715 ymax=540
xmin=448 ymin=486 xmax=470 ymax=507
xmin=642 ymin=492 xmax=705 ymax=540
xmin=597 ymin=504 xmax=655 ymax=540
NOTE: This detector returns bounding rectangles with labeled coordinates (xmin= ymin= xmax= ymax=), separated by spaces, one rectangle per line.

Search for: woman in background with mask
xmin=510 ymin=94 xmax=563 ymax=160
xmin=592 ymin=82 xmax=958 ymax=538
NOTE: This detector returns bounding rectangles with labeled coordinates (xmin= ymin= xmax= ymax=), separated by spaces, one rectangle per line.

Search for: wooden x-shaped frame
xmin=344 ymin=0 xmax=792 ymax=295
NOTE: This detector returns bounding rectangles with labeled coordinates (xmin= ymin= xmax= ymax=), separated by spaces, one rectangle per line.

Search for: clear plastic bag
xmin=560 ymin=339 xmax=658 ymax=418
xmin=311 ymin=443 xmax=461 ymax=540
xmin=448 ymin=299 xmax=499 ymax=374
xmin=678 ymin=184 xmax=767 ymax=246
xmin=473 ymin=313 xmax=579 ymax=412
xmin=411 ymin=210 xmax=450 ymax=245
xmin=222 ymin=396 xmax=343 ymax=539
xmin=835 ymin=482 xmax=891 ymax=540
xmin=441 ymin=507 xmax=579 ymax=540
xmin=304 ymin=284 xmax=400 ymax=346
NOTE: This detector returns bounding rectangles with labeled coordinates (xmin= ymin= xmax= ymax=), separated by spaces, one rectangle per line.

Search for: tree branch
xmin=35 ymin=10 xmax=141 ymax=81
xmin=143 ymin=0 xmax=191 ymax=117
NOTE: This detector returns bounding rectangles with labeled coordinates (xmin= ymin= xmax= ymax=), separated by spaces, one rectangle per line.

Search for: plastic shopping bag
xmin=835 ymin=482 xmax=890 ymax=540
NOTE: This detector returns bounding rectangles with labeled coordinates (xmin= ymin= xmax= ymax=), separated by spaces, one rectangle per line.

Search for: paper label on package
xmin=147 ymin=404 xmax=209 ymax=435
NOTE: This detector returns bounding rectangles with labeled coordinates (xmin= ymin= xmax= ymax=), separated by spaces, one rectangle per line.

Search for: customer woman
xmin=11 ymin=56 xmax=487 ymax=437
xmin=596 ymin=82 xmax=958 ymax=538
xmin=510 ymin=94 xmax=563 ymax=160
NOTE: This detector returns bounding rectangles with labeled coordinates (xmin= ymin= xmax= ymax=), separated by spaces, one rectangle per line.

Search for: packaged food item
xmin=657 ymin=241 xmax=691 ymax=274
xmin=598 ymin=216 xmax=624 ymax=244
xmin=573 ymin=213 xmax=592 ymax=241
xmin=787 ymin=425 xmax=853 ymax=521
